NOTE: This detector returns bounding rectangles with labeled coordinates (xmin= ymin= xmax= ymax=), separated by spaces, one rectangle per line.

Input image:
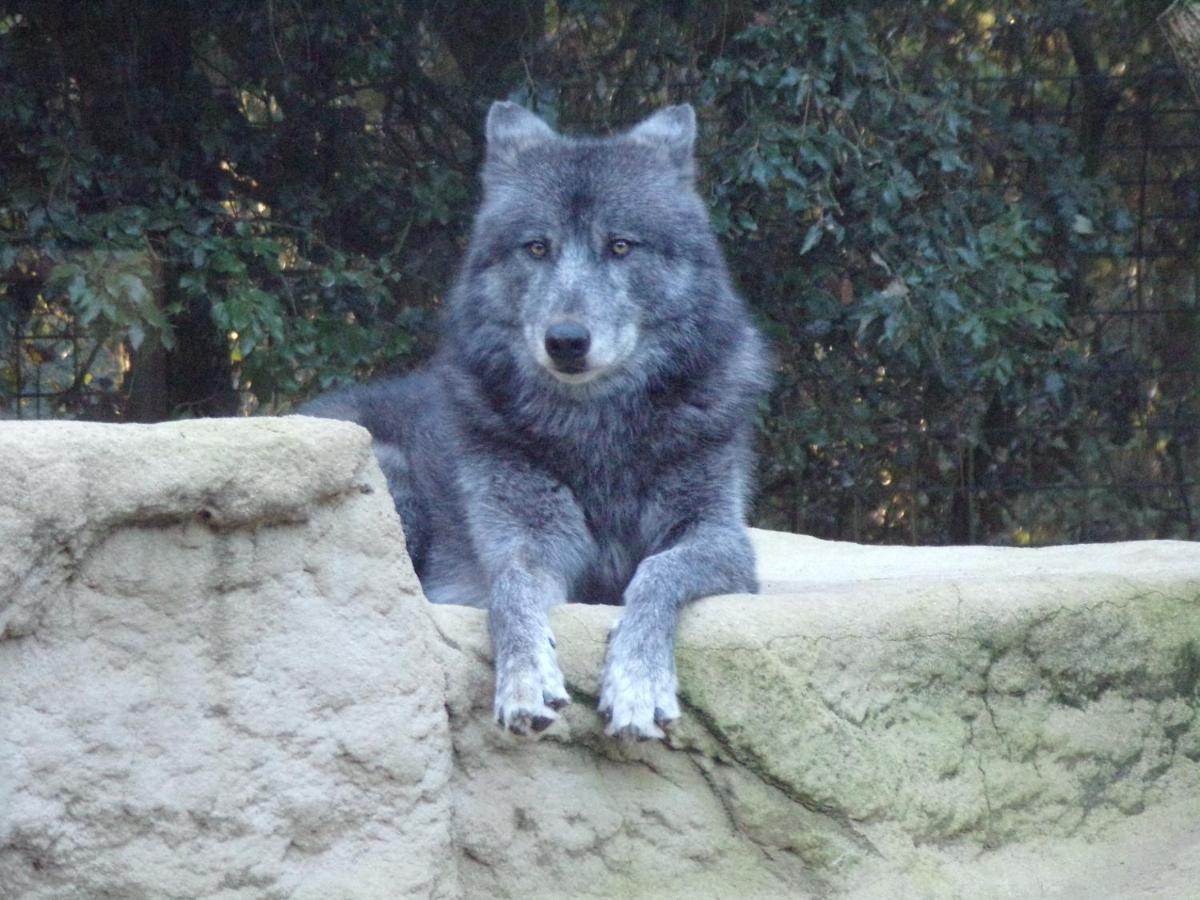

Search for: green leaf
xmin=799 ymin=221 xmax=823 ymax=255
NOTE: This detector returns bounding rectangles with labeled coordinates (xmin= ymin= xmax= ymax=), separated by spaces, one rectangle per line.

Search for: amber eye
xmin=525 ymin=240 xmax=549 ymax=258
xmin=609 ymin=238 xmax=633 ymax=258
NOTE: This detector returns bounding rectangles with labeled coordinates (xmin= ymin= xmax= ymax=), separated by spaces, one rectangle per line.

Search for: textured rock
xmin=433 ymin=539 xmax=1200 ymax=899
xmin=0 ymin=419 xmax=456 ymax=899
xmin=3 ymin=418 xmax=1200 ymax=898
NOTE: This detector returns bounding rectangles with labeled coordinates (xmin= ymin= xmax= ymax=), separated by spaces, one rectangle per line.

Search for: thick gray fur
xmin=301 ymin=102 xmax=770 ymax=740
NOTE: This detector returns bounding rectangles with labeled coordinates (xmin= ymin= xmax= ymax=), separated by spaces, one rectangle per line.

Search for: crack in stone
xmin=676 ymin=695 xmax=882 ymax=859
xmin=685 ymin=755 xmax=743 ymax=836
xmin=966 ymin=717 xmax=999 ymax=850
xmin=428 ymin=613 xmax=493 ymax=669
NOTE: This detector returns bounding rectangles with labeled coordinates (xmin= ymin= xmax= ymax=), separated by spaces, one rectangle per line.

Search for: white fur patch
xmin=598 ymin=653 xmax=680 ymax=741
xmin=493 ymin=628 xmax=571 ymax=736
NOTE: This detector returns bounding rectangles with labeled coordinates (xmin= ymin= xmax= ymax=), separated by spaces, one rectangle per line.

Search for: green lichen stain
xmin=1171 ymin=640 xmax=1200 ymax=700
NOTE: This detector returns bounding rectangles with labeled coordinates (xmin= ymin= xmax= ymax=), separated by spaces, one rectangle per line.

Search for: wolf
xmin=301 ymin=101 xmax=770 ymax=740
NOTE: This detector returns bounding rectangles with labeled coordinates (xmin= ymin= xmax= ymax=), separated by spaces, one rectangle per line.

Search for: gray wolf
xmin=302 ymin=102 xmax=770 ymax=740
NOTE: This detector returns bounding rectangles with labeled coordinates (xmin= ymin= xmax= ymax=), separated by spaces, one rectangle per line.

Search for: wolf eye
xmin=608 ymin=238 xmax=634 ymax=258
xmin=525 ymin=240 xmax=549 ymax=259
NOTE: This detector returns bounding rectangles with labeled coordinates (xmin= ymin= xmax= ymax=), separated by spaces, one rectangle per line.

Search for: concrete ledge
xmin=2 ymin=418 xmax=1198 ymax=898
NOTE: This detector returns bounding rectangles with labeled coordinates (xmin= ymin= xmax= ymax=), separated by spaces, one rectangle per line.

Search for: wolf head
xmin=448 ymin=102 xmax=745 ymax=398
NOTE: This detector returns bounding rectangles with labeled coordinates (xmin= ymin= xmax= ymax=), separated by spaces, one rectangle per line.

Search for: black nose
xmin=544 ymin=321 xmax=591 ymax=370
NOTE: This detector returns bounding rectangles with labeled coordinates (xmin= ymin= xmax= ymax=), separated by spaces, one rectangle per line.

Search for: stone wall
xmin=3 ymin=418 xmax=1199 ymax=898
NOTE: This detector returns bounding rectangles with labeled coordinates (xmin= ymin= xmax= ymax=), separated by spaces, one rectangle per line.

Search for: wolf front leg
xmin=600 ymin=522 xmax=756 ymax=739
xmin=487 ymin=560 xmax=575 ymax=735
xmin=464 ymin=463 xmax=595 ymax=736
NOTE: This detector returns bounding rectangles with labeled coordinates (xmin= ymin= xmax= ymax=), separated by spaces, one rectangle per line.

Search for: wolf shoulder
xmin=296 ymin=365 xmax=462 ymax=568
xmin=296 ymin=367 xmax=447 ymax=446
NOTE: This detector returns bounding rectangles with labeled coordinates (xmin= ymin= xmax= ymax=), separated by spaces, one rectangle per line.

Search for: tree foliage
xmin=2 ymin=0 xmax=1197 ymax=543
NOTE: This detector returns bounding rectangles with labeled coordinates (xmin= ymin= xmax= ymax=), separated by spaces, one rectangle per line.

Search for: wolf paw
xmin=598 ymin=650 xmax=680 ymax=741
xmin=494 ymin=632 xmax=571 ymax=736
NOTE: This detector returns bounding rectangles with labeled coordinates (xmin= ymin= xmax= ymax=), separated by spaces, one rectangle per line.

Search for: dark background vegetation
xmin=3 ymin=0 xmax=1199 ymax=545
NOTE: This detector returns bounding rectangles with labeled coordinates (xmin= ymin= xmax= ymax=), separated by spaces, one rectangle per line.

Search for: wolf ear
xmin=485 ymin=101 xmax=556 ymax=165
xmin=628 ymin=104 xmax=697 ymax=174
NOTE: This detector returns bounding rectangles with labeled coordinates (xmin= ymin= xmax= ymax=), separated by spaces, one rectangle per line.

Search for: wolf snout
xmin=544 ymin=320 xmax=591 ymax=372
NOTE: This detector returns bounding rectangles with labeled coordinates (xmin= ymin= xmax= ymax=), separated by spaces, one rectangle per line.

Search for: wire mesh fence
xmin=5 ymin=302 xmax=125 ymax=420
xmin=813 ymin=66 xmax=1200 ymax=544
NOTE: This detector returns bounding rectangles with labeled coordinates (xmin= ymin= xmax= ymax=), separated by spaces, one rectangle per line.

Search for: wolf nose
xmin=544 ymin=321 xmax=591 ymax=369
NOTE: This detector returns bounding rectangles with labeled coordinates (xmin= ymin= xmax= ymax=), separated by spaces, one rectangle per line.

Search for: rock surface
xmin=1 ymin=419 xmax=456 ymax=899
xmin=3 ymin=417 xmax=1199 ymax=898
